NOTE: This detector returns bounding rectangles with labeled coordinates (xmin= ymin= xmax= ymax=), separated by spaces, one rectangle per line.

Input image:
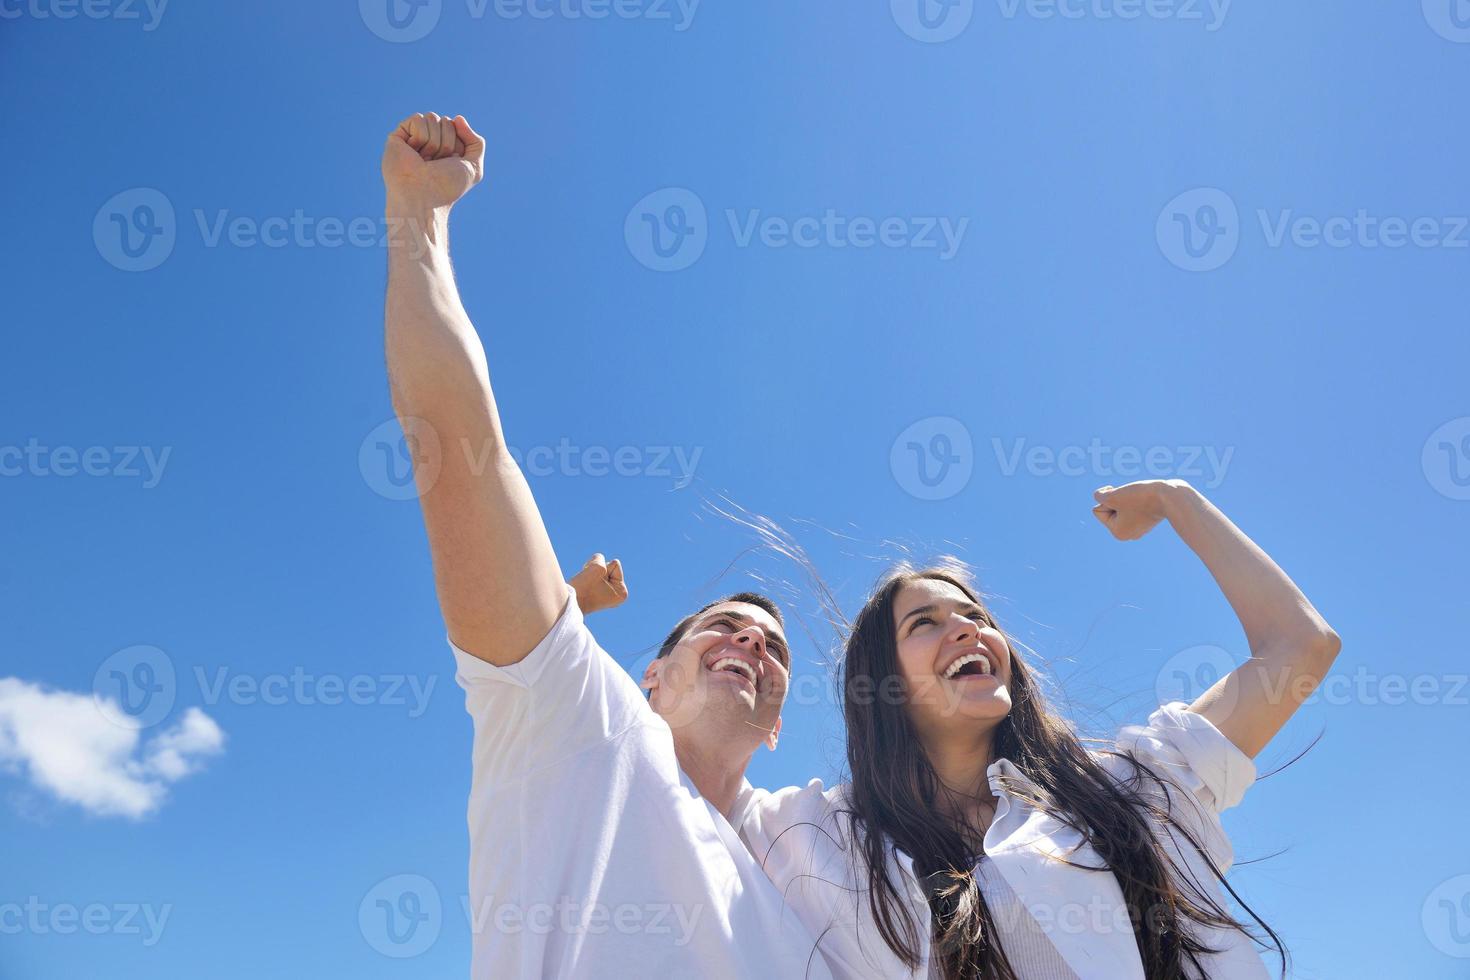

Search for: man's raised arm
xmin=381 ymin=112 xmax=565 ymax=666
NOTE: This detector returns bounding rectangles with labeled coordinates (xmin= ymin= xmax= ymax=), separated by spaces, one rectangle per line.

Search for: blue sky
xmin=2 ymin=1 xmax=1469 ymax=977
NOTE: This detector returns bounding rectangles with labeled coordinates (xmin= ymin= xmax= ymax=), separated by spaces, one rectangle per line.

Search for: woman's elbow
xmin=1307 ymin=624 xmax=1342 ymax=663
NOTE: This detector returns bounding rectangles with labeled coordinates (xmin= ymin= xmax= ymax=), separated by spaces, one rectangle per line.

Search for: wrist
xmin=384 ymin=196 xmax=450 ymax=257
xmin=1156 ymin=479 xmax=1200 ymax=519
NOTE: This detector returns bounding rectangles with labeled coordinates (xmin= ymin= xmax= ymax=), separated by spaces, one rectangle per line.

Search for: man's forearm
xmin=384 ymin=203 xmax=505 ymax=455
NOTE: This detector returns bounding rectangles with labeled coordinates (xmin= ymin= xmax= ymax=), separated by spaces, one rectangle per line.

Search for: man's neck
xmin=674 ymin=734 xmax=756 ymax=820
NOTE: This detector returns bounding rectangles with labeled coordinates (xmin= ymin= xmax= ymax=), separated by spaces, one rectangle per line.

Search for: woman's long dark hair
xmin=839 ymin=565 xmax=1288 ymax=980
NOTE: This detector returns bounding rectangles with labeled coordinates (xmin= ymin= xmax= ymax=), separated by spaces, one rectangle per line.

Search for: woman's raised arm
xmin=1092 ymin=479 xmax=1342 ymax=759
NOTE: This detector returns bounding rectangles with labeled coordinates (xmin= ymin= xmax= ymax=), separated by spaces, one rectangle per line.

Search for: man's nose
xmin=732 ymin=627 xmax=765 ymax=655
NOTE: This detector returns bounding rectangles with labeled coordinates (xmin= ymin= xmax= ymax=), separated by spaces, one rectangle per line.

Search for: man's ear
xmin=764 ymin=714 xmax=782 ymax=752
xmin=641 ymin=659 xmax=662 ymax=697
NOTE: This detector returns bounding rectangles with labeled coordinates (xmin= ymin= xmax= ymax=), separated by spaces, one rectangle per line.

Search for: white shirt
xmin=451 ymin=587 xmax=834 ymax=980
xmin=924 ymin=862 xmax=1080 ymax=980
xmin=734 ymin=703 xmax=1270 ymax=980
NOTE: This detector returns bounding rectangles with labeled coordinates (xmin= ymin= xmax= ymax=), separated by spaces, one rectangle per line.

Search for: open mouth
xmin=709 ymin=656 xmax=757 ymax=687
xmin=941 ymin=651 xmax=995 ymax=681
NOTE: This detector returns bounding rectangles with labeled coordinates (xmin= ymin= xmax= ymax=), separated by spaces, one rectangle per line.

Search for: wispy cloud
xmin=0 ymin=678 xmax=224 ymax=819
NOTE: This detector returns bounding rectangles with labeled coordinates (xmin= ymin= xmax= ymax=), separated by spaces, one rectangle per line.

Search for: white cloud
xmin=0 ymin=678 xmax=225 ymax=819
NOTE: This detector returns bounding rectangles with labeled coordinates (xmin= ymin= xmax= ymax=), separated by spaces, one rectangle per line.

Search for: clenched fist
xmin=570 ymin=554 xmax=629 ymax=615
xmin=1091 ymin=479 xmax=1190 ymax=541
xmin=382 ymin=112 xmax=486 ymax=213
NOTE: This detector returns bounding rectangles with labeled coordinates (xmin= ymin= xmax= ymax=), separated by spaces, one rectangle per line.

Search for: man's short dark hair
xmin=656 ymin=593 xmax=784 ymax=660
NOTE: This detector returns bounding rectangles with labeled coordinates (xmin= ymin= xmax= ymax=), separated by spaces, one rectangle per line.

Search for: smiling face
xmin=643 ymin=600 xmax=789 ymax=752
xmin=890 ymin=577 xmax=1013 ymax=742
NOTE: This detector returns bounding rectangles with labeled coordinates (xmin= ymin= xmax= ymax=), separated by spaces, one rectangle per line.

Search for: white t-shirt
xmin=451 ymin=587 xmax=833 ymax=980
xmin=734 ymin=703 xmax=1270 ymax=980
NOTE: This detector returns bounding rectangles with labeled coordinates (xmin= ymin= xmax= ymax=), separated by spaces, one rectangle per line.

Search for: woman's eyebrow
xmin=898 ymin=603 xmax=938 ymax=625
xmin=898 ymin=602 xmax=988 ymax=628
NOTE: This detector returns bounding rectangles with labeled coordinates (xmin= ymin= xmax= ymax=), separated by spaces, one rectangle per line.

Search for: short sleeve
xmin=451 ymin=585 xmax=651 ymax=780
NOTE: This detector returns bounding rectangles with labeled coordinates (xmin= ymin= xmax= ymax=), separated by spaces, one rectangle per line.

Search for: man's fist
xmin=570 ymin=554 xmax=629 ymax=615
xmin=382 ymin=112 xmax=486 ymax=212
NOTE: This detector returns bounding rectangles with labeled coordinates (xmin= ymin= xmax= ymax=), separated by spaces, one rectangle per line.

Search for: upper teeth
xmin=943 ymin=652 xmax=993 ymax=680
xmin=711 ymin=657 xmax=756 ymax=684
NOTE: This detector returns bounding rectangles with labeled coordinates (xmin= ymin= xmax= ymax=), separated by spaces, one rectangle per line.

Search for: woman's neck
xmin=922 ymin=728 xmax=1000 ymax=829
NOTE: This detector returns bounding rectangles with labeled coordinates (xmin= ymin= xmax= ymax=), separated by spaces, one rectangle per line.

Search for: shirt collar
xmin=986 ymin=756 xmax=1037 ymax=797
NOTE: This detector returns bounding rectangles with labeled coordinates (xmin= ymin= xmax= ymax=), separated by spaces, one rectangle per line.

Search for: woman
xmin=734 ymin=479 xmax=1340 ymax=979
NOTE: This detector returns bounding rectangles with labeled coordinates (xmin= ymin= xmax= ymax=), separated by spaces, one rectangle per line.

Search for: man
xmin=381 ymin=111 xmax=831 ymax=979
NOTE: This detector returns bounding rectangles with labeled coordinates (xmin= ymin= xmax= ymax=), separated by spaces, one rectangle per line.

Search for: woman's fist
xmin=382 ymin=112 xmax=486 ymax=213
xmin=1091 ymin=480 xmax=1190 ymax=541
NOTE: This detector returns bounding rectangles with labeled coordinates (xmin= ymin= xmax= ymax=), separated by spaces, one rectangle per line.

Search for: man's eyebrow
xmin=695 ymin=610 xmax=753 ymax=632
